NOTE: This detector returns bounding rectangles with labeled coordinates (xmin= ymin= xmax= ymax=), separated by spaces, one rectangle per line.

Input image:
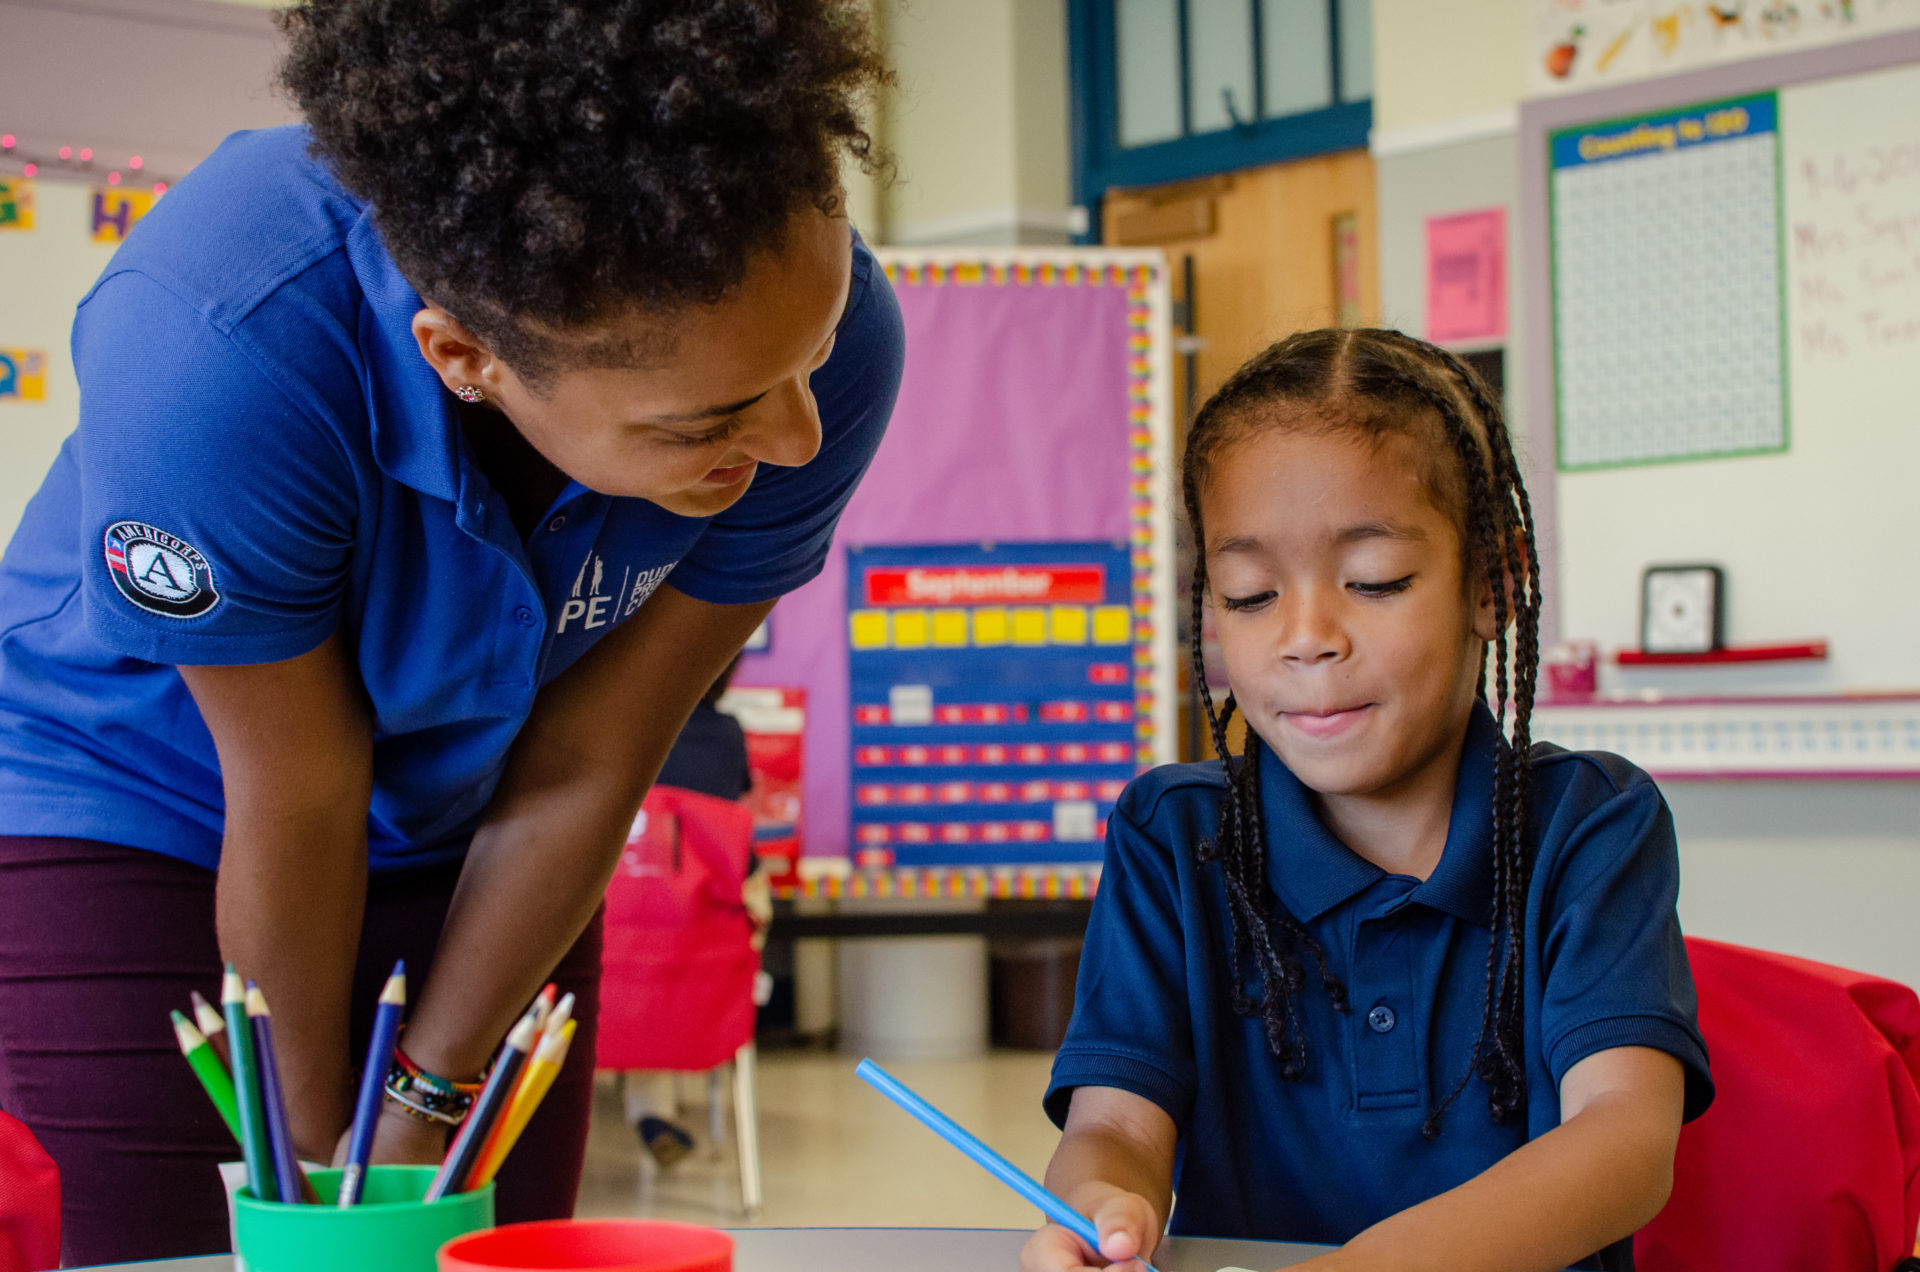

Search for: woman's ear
xmin=411 ymin=307 xmax=504 ymax=398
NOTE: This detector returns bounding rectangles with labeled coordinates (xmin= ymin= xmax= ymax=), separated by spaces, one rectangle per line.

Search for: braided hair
xmin=1182 ymin=328 xmax=1543 ymax=1137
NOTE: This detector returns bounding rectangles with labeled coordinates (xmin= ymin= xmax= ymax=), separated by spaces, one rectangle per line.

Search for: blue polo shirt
xmin=1046 ymin=705 xmax=1712 ymax=1271
xmin=0 ymin=126 xmax=903 ymax=873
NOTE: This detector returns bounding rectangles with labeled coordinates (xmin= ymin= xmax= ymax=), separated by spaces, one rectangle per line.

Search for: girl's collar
xmin=1253 ymin=703 xmax=1503 ymax=927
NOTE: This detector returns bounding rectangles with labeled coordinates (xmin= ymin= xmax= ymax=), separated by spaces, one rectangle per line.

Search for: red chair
xmin=1635 ymin=937 xmax=1920 ymax=1272
xmin=0 ymin=1109 xmax=59 ymax=1272
xmin=599 ymin=784 xmax=764 ymax=1215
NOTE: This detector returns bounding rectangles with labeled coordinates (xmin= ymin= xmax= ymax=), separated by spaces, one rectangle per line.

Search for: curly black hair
xmin=1184 ymin=328 xmax=1543 ymax=1140
xmin=279 ymin=0 xmax=889 ymax=373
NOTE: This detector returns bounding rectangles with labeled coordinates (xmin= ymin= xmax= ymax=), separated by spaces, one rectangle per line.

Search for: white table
xmin=81 ymin=1225 xmax=1330 ymax=1271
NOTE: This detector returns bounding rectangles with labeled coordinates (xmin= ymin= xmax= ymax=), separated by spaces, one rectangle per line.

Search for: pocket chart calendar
xmin=1550 ymin=92 xmax=1789 ymax=469
xmin=846 ymin=541 xmax=1146 ymax=869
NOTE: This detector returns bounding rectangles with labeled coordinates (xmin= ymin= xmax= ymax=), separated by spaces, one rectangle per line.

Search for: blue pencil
xmin=339 ymin=960 xmax=406 ymax=1208
xmin=246 ymin=981 xmax=307 ymax=1204
xmin=856 ymin=1058 xmax=1161 ymax=1271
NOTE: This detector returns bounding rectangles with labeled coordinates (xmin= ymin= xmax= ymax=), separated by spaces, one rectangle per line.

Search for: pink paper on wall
xmin=1425 ymin=207 xmax=1507 ymax=344
xmin=736 ymin=265 xmax=1140 ymax=862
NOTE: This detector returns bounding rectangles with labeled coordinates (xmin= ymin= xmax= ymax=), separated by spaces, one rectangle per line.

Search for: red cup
xmin=439 ymin=1219 xmax=733 ymax=1272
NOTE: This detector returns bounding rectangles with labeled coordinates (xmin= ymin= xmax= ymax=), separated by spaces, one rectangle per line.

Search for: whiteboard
xmin=1551 ymin=58 xmax=1920 ymax=691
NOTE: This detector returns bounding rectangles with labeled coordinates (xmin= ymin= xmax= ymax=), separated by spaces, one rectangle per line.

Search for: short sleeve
xmin=1535 ymin=774 xmax=1715 ymax=1122
xmin=75 ymin=271 xmax=357 ymax=666
xmin=668 ymin=243 xmax=904 ymax=606
xmin=1044 ymin=786 xmax=1199 ymax=1131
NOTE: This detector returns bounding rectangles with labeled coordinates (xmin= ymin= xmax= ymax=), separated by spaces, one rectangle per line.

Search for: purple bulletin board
xmin=736 ymin=250 xmax=1175 ymax=893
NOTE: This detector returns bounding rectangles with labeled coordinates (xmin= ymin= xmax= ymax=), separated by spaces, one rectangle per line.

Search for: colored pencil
xmin=856 ymin=1058 xmax=1163 ymax=1272
xmin=190 ymin=990 xmax=230 ymax=1070
xmin=222 ymin=966 xmax=277 ymax=1204
xmin=469 ymin=1017 xmax=575 ymax=1188
xmin=530 ymin=982 xmax=557 ymax=1033
xmin=468 ymin=989 xmax=573 ymax=1181
xmin=246 ymin=982 xmax=309 ymax=1204
xmin=425 ymin=1007 xmax=539 ymax=1200
xmin=339 ymin=960 xmax=406 ymax=1208
xmin=171 ymin=1010 xmax=241 ymax=1141
xmin=541 ymin=992 xmax=575 ymax=1046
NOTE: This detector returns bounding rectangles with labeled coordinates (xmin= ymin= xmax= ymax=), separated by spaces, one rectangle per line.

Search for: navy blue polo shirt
xmin=656 ymin=703 xmax=753 ymax=804
xmin=0 ymin=126 xmax=903 ymax=873
xmin=1046 ymin=705 xmax=1712 ymax=1271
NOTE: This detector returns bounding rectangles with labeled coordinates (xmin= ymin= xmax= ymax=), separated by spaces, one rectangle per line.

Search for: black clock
xmin=1641 ymin=565 xmax=1724 ymax=655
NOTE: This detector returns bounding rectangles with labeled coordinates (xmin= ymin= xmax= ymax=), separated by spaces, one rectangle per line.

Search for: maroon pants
xmin=0 ymin=837 xmax=602 ymax=1268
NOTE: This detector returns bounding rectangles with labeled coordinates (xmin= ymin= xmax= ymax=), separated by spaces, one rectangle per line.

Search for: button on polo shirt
xmin=0 ymin=125 xmax=904 ymax=873
xmin=1046 ymin=705 xmax=1712 ymax=1271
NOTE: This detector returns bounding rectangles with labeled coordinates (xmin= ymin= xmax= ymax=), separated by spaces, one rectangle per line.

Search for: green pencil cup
xmin=234 ymin=1165 xmax=494 ymax=1272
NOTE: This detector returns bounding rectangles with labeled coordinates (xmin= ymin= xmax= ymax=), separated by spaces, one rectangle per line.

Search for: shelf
xmin=1614 ymin=641 xmax=1828 ymax=666
xmin=1531 ymin=694 xmax=1920 ymax=780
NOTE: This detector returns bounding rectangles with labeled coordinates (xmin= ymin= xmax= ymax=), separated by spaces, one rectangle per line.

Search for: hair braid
xmin=1183 ymin=327 xmax=1543 ymax=1135
xmin=1431 ymin=347 xmax=1544 ymax=1123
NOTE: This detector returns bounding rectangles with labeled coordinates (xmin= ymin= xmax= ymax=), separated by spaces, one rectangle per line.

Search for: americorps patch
xmin=102 ymin=520 xmax=220 ymax=618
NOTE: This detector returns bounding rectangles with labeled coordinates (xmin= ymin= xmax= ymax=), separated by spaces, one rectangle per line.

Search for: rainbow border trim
xmin=775 ymin=866 xmax=1100 ymax=901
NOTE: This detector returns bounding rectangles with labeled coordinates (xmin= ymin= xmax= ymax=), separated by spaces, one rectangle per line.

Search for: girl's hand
xmin=330 ymin=1101 xmax=451 ymax=1169
xmin=1018 ymin=1192 xmax=1160 ymax=1271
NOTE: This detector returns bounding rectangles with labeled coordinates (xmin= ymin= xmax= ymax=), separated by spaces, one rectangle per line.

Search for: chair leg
xmin=731 ymin=1043 xmax=763 ymax=1219
xmin=707 ymin=1069 xmax=725 ymax=1159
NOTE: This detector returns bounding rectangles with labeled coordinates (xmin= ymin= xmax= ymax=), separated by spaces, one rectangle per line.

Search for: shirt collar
xmin=1258 ymin=701 xmax=1502 ymax=926
xmin=345 ymin=209 xmax=467 ymax=506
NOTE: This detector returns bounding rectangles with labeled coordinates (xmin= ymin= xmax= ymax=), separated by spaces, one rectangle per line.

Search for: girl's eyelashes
xmin=1350 ymin=574 xmax=1415 ymax=597
xmin=1218 ymin=576 xmax=1413 ymax=610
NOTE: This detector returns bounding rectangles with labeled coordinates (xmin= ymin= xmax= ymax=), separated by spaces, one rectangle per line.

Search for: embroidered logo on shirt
xmin=555 ymin=553 xmax=677 ymax=634
xmin=102 ymin=520 xmax=220 ymax=619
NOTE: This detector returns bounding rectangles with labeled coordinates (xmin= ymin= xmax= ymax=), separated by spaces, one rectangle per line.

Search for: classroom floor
xmin=576 ymin=1048 xmax=1061 ymax=1229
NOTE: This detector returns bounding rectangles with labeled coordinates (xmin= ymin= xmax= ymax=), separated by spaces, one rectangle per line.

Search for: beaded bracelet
xmin=383 ymin=1046 xmax=484 ymax=1127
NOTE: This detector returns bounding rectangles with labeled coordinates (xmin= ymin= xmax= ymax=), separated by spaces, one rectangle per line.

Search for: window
xmin=1070 ymin=0 xmax=1373 ymax=234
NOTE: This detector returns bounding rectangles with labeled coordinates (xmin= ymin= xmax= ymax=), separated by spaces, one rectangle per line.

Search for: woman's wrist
xmin=383 ymin=1042 xmax=486 ymax=1126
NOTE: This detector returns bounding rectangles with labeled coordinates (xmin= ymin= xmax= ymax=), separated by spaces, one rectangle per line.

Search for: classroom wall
xmin=873 ymin=0 xmax=1079 ymax=245
xmin=1372 ymin=0 xmax=1529 ymax=134
xmin=0 ymin=0 xmax=291 ymax=181
xmin=1369 ymin=3 xmax=1920 ymax=992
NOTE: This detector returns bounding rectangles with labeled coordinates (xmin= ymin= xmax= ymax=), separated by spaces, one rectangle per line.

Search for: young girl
xmin=1023 ymin=329 xmax=1712 ymax=1272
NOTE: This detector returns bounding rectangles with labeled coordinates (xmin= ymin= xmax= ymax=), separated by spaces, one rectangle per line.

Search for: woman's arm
xmin=1299 ymin=1046 xmax=1686 ymax=1272
xmin=181 ymin=631 xmax=374 ymax=1160
xmin=371 ymin=584 xmax=772 ymax=1159
xmin=1022 ymin=1086 xmax=1179 ymax=1272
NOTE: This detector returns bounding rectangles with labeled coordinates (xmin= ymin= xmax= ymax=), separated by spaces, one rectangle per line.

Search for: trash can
xmin=990 ymin=935 xmax=1083 ymax=1051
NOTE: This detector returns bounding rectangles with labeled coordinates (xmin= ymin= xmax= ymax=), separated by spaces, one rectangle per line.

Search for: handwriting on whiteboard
xmin=1789 ymin=122 xmax=1920 ymax=364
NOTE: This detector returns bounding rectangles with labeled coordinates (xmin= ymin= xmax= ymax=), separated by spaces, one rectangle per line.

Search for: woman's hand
xmin=1018 ymin=1192 xmax=1160 ymax=1272
xmin=330 ymin=1102 xmax=450 ymax=1170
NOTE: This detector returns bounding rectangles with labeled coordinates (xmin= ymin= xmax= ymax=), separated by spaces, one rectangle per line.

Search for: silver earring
xmin=453 ymin=385 xmax=486 ymax=403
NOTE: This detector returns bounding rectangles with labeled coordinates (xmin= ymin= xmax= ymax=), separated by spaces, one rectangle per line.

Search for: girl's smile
xmin=1279 ymin=704 xmax=1374 ymax=739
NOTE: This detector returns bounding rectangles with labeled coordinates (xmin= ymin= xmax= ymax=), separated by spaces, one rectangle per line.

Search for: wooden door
xmin=1105 ymin=147 xmax=1379 ymax=431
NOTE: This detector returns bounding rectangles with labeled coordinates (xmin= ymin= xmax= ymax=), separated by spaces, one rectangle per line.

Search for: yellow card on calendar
xmin=0 ymin=349 xmax=48 ymax=401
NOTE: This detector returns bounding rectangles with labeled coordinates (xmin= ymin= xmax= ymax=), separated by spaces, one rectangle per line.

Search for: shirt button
xmin=546 ymin=515 xmax=567 ymax=533
xmin=514 ymin=606 xmax=537 ymax=627
xmin=1367 ymin=1005 xmax=1397 ymax=1034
